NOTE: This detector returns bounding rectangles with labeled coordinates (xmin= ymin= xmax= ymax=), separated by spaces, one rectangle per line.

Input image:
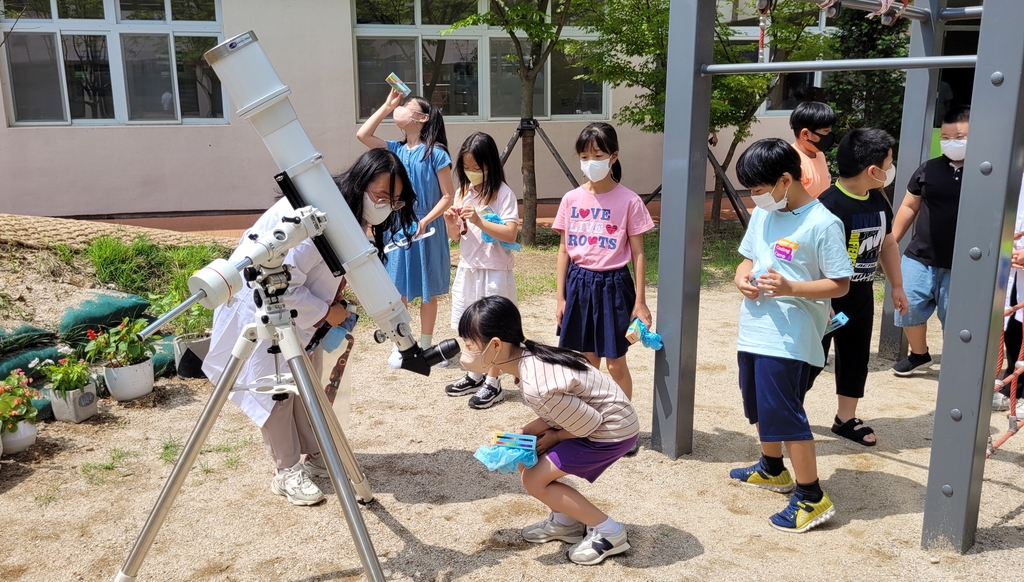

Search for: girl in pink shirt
xmin=553 ymin=123 xmax=655 ymax=448
xmin=443 ymin=132 xmax=521 ymax=409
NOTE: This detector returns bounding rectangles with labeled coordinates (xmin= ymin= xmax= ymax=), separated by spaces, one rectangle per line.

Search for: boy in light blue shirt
xmin=729 ymin=138 xmax=853 ymax=533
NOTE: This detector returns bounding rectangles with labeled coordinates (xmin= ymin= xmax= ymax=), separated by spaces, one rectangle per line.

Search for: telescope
xmin=138 ymin=31 xmax=459 ymax=374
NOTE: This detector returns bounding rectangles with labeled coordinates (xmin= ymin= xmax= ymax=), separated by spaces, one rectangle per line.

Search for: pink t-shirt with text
xmin=552 ymin=183 xmax=655 ymax=271
xmin=455 ymin=182 xmax=520 ymax=271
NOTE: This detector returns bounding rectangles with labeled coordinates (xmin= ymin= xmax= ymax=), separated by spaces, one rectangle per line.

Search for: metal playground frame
xmin=652 ymin=0 xmax=1024 ymax=553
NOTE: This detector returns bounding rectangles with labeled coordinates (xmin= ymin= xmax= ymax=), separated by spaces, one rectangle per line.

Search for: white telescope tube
xmin=203 ymin=32 xmax=415 ymax=351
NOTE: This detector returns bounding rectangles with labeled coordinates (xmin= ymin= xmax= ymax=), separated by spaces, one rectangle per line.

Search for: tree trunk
xmin=520 ymin=74 xmax=538 ymax=246
xmin=711 ymin=175 xmax=725 ymax=231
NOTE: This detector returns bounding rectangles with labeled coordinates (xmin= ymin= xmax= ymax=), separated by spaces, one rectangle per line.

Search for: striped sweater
xmin=517 ymin=354 xmax=639 ymax=443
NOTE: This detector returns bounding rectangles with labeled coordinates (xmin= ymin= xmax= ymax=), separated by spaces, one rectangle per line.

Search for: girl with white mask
xmin=203 ymin=149 xmax=416 ymax=507
xmin=552 ymin=123 xmax=656 ymax=456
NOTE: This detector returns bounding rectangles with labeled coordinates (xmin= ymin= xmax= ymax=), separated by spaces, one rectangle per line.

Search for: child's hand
xmin=891 ymin=285 xmax=909 ymax=315
xmin=535 ymin=429 xmax=563 ymax=455
xmin=735 ymin=272 xmax=760 ymax=299
xmin=1013 ymin=248 xmax=1024 ymax=270
xmin=384 ymin=88 xmax=403 ymax=111
xmin=459 ymin=205 xmax=482 ymax=227
xmin=632 ymin=303 xmax=652 ymax=327
xmin=756 ymin=267 xmax=792 ymax=297
xmin=520 ymin=417 xmax=553 ymax=437
xmin=444 ymin=207 xmax=460 ymax=229
xmin=556 ymin=298 xmax=566 ymax=326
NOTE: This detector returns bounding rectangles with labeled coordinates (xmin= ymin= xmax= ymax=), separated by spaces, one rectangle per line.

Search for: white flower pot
xmin=2 ymin=421 xmax=37 ymax=455
xmin=103 ymin=359 xmax=155 ymax=402
xmin=45 ymin=384 xmax=98 ymax=423
xmin=173 ymin=334 xmax=210 ymax=379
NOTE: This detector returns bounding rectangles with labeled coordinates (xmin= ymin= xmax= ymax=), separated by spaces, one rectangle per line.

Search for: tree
xmin=824 ymin=8 xmax=910 ymax=163
xmin=449 ymin=1 xmax=582 ymax=246
xmin=568 ymin=0 xmax=830 ymax=228
xmin=1 ymin=1 xmax=52 ymax=49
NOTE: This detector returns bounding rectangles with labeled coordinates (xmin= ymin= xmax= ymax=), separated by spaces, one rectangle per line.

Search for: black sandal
xmin=831 ymin=415 xmax=877 ymax=447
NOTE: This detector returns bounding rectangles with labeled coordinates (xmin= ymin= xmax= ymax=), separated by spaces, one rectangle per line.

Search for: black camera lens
xmin=421 ymin=338 xmax=460 ymax=367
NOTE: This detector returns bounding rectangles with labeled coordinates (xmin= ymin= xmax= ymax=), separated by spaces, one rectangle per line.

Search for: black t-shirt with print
xmin=818 ymin=184 xmax=894 ymax=285
xmin=904 ymin=156 xmax=964 ymax=269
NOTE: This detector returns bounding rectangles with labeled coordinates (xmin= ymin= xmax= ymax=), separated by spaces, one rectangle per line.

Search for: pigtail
xmin=523 ymin=338 xmax=590 ymax=372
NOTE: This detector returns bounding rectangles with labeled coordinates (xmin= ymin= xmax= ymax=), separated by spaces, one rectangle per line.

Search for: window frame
xmin=0 ymin=0 xmax=226 ymax=126
xmin=351 ymin=0 xmax=607 ymax=123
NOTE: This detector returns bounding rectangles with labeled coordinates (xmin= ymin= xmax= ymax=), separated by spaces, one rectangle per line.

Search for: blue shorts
xmin=895 ymin=255 xmax=951 ymax=328
xmin=737 ymin=352 xmax=813 ymax=442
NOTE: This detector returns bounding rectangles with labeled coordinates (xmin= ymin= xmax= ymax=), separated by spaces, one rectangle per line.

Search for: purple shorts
xmin=546 ymin=435 xmax=638 ymax=483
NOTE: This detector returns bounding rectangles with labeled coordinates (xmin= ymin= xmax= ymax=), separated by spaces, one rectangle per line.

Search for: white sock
xmin=420 ymin=334 xmax=432 ymax=349
xmin=594 ymin=516 xmax=621 ymax=535
xmin=552 ymin=512 xmax=578 ymax=526
xmin=485 ymin=375 xmax=499 ymax=387
xmin=467 ymin=371 xmax=484 ymax=381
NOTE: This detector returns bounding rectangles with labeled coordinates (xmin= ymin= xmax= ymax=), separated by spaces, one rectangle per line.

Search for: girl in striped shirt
xmin=457 ymin=296 xmax=639 ymax=565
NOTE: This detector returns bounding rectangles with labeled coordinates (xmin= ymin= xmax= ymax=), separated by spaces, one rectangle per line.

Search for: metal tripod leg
xmin=499 ymin=127 xmax=521 ymax=166
xmin=534 ymin=123 xmax=580 ymax=189
xmin=280 ymin=330 xmax=384 ymax=582
xmin=114 ymin=329 xmax=258 ymax=582
xmin=296 ymin=345 xmax=374 ymax=503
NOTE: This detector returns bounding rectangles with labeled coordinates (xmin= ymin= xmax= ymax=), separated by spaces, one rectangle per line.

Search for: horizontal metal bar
xmin=939 ymin=6 xmax=982 ymax=21
xmin=138 ymin=290 xmax=207 ymax=340
xmin=796 ymin=0 xmax=931 ymax=21
xmin=702 ymin=55 xmax=976 ymax=76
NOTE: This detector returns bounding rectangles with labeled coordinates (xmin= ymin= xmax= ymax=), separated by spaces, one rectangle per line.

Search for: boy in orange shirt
xmin=790 ymin=102 xmax=836 ymax=198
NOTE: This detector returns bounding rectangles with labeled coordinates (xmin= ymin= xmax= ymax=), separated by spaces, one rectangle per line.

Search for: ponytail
xmin=523 ymin=339 xmax=590 ymax=372
xmin=458 ymin=296 xmax=590 ymax=372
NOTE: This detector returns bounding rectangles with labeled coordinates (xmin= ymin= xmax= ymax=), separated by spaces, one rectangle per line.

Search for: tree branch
xmin=0 ymin=7 xmax=28 ymax=50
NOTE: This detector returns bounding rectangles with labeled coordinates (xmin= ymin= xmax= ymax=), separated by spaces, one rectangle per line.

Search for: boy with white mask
xmin=891 ymin=105 xmax=971 ymax=376
xmin=730 ymin=138 xmax=852 ymax=533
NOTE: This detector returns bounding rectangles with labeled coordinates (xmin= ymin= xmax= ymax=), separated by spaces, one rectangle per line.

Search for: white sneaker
xmin=992 ymin=393 xmax=1022 ymax=412
xmin=387 ymin=345 xmax=402 ymax=370
xmin=567 ymin=525 xmax=630 ymax=565
xmin=522 ymin=512 xmax=586 ymax=543
xmin=270 ymin=462 xmax=325 ymax=506
xmin=303 ymin=453 xmax=329 ymax=479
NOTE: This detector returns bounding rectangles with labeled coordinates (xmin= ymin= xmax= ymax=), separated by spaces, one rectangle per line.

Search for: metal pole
xmin=795 ymin=0 xmax=932 ymax=21
xmin=879 ymin=0 xmax=946 ymax=361
xmin=922 ymin=0 xmax=1024 ymax=552
xmin=651 ymin=0 xmax=715 ymax=458
xmin=939 ymin=6 xmax=982 ymax=21
xmin=702 ymin=55 xmax=975 ymax=76
xmin=284 ymin=338 xmax=385 ymax=581
xmin=115 ymin=331 xmax=257 ymax=581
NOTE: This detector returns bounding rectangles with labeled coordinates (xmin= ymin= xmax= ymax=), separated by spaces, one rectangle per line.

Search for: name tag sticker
xmin=774 ymin=239 xmax=798 ymax=261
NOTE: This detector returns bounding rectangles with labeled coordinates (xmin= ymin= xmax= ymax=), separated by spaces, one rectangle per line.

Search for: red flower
xmin=119 ymin=321 xmax=127 ymax=329
xmin=12 ymin=398 xmax=21 ymax=406
xmin=87 ymin=329 xmax=98 ymax=340
xmin=59 ymin=358 xmax=67 ymax=364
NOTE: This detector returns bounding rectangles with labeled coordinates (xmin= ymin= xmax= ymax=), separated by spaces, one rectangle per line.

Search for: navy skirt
xmin=558 ymin=262 xmax=636 ymax=359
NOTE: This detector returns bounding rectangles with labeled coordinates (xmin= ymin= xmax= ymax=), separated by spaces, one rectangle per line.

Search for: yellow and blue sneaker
xmin=769 ymin=490 xmax=836 ymax=533
xmin=729 ymin=459 xmax=796 ymax=493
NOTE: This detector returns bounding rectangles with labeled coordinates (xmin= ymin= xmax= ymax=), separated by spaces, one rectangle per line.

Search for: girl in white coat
xmin=203 ymin=149 xmax=417 ymax=505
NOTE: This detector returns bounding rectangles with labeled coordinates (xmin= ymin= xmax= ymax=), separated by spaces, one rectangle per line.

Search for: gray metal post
xmin=921 ymin=0 xmax=1024 ymax=552
xmin=879 ymin=0 xmax=947 ymax=361
xmin=650 ymin=0 xmax=714 ymax=458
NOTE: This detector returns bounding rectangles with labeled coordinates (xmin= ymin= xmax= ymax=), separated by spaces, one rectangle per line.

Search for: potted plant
xmin=85 ymin=318 xmax=159 ymax=402
xmin=31 ymin=352 xmax=98 ymax=423
xmin=151 ymin=292 xmax=212 ymax=379
xmin=0 ymin=368 xmax=42 ymax=454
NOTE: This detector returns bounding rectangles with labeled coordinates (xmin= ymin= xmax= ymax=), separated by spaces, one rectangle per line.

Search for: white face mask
xmin=873 ymin=164 xmax=897 ymax=187
xmin=459 ymin=342 xmax=493 ymax=374
xmin=751 ymin=179 xmax=789 ymax=212
xmin=580 ymin=159 xmax=612 ymax=183
xmin=940 ymin=139 xmax=967 ymax=162
xmin=362 ymin=192 xmax=393 ymax=226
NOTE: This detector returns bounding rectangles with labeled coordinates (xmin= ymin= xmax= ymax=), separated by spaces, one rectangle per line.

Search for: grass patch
xmin=34 ymin=481 xmax=65 ymax=507
xmin=700 ymin=224 xmax=746 ymax=285
xmin=54 ymin=243 xmax=75 ymax=266
xmin=81 ymin=448 xmax=137 ymax=485
xmin=224 ymin=454 xmax=242 ymax=469
xmin=86 ymin=236 xmax=167 ymax=296
xmin=202 ymin=436 xmax=254 ymax=454
xmin=159 ymin=437 xmax=183 ymax=464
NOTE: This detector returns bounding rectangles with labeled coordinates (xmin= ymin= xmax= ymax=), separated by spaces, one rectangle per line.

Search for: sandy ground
xmin=3 ymin=282 xmax=1024 ymax=581
xmin=1 ymin=230 xmax=1023 ymax=581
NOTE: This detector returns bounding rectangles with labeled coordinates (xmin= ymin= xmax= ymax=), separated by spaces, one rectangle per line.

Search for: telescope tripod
xmin=115 ymin=269 xmax=384 ymax=581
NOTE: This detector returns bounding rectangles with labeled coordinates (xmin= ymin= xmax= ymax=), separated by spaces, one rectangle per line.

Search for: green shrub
xmin=86 ymin=236 xmax=166 ymax=296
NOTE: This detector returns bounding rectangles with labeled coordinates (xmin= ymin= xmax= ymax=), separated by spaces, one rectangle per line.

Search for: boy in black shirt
xmin=890 ymin=106 xmax=970 ymax=376
xmin=810 ymin=128 xmax=908 ymax=446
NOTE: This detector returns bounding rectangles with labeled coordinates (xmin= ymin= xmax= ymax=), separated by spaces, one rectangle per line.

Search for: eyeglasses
xmin=367 ymin=190 xmax=406 ymax=210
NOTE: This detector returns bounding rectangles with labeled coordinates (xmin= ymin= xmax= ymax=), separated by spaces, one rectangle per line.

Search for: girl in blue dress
xmin=358 ymin=89 xmax=456 ymax=366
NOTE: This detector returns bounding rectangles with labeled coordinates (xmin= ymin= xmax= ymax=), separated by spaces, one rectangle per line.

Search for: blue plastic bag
xmin=473 ymin=445 xmax=538 ymax=474
xmin=479 ymin=212 xmax=521 ymax=252
xmin=627 ymin=319 xmax=663 ymax=350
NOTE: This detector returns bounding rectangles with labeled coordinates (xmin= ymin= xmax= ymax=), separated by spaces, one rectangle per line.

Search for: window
xmin=1 ymin=0 xmax=224 ymax=125
xmin=353 ymin=0 xmax=606 ymax=121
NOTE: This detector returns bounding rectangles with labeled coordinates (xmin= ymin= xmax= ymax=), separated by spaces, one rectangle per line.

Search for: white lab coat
xmin=1004 ymin=177 xmax=1024 ymax=328
xmin=202 ymin=199 xmax=342 ymax=427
